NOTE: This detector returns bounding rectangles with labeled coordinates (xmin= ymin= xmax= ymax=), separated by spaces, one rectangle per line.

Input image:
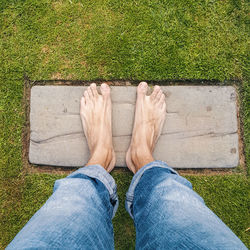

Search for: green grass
xmin=0 ymin=0 xmax=249 ymax=248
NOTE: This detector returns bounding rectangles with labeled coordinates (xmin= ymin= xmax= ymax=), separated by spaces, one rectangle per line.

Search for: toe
xmin=137 ymin=82 xmax=148 ymax=95
xmin=100 ymin=83 xmax=110 ymax=98
xmin=150 ymin=85 xmax=161 ymax=100
xmin=159 ymin=93 xmax=166 ymax=106
xmin=90 ymin=83 xmax=98 ymax=97
xmin=81 ymin=96 xmax=86 ymax=106
xmin=84 ymin=90 xmax=90 ymax=103
xmin=156 ymin=89 xmax=163 ymax=101
xmin=161 ymin=100 xmax=166 ymax=110
xmin=87 ymin=86 xmax=93 ymax=98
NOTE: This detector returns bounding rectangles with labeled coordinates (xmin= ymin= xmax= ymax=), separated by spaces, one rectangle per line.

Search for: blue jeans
xmin=7 ymin=161 xmax=246 ymax=249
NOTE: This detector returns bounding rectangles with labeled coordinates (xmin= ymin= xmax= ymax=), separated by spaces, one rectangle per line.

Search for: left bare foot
xmin=80 ymin=83 xmax=115 ymax=172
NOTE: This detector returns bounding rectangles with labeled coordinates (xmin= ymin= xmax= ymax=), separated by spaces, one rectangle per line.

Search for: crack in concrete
xmin=30 ymin=130 xmax=237 ymax=145
xmin=30 ymin=131 xmax=84 ymax=144
xmin=180 ymin=131 xmax=237 ymax=139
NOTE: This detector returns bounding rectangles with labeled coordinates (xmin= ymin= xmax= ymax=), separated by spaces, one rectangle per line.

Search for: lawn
xmin=0 ymin=0 xmax=249 ymax=249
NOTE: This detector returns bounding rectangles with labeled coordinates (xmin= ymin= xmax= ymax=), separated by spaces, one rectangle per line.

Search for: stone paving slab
xmin=29 ymin=85 xmax=239 ymax=168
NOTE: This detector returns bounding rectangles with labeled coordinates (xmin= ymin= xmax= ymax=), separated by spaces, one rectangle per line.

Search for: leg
xmin=126 ymin=162 xmax=247 ymax=249
xmin=126 ymin=82 xmax=247 ymax=249
xmin=7 ymin=83 xmax=118 ymax=250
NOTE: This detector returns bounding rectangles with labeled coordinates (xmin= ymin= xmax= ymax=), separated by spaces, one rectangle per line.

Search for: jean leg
xmin=7 ymin=165 xmax=118 ymax=250
xmin=126 ymin=161 xmax=247 ymax=250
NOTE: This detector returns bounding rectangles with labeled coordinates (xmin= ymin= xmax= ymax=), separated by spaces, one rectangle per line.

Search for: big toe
xmin=137 ymin=82 xmax=148 ymax=96
xmin=100 ymin=83 xmax=111 ymax=98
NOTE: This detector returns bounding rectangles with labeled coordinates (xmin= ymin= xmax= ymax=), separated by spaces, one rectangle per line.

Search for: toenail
xmin=140 ymin=82 xmax=147 ymax=87
xmin=101 ymin=83 xmax=108 ymax=88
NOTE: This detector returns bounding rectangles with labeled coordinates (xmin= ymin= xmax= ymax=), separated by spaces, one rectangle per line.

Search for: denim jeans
xmin=7 ymin=161 xmax=246 ymax=249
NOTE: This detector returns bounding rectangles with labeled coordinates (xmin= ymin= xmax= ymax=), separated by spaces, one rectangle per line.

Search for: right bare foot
xmin=126 ymin=82 xmax=166 ymax=173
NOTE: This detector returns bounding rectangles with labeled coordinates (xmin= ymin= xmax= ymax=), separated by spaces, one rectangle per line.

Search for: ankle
xmin=131 ymin=146 xmax=154 ymax=172
xmin=86 ymin=147 xmax=113 ymax=169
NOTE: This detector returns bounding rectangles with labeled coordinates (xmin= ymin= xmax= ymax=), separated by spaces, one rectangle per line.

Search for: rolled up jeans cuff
xmin=125 ymin=160 xmax=178 ymax=218
xmin=66 ymin=165 xmax=119 ymax=218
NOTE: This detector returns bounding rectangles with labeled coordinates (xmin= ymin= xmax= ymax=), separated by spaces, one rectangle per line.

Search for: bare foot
xmin=80 ymin=83 xmax=115 ymax=172
xmin=126 ymin=82 xmax=166 ymax=173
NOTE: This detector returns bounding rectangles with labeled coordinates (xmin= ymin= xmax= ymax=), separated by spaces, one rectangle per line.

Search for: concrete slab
xmin=29 ymin=85 xmax=239 ymax=168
